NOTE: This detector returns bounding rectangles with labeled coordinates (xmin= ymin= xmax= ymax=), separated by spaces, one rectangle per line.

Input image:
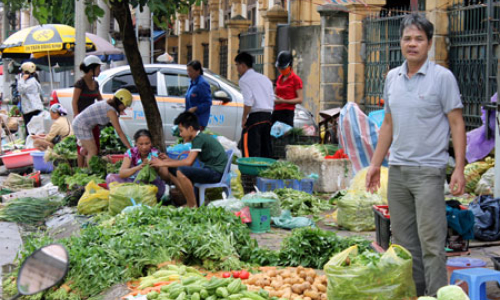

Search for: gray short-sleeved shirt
xmin=383 ymin=59 xmax=463 ymax=167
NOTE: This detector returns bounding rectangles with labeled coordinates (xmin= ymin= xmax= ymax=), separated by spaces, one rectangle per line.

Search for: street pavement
xmin=1 ymin=171 xmax=500 ymax=298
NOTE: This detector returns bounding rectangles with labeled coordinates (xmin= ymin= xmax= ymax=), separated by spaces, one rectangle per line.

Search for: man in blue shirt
xmin=185 ymin=60 xmax=212 ymax=130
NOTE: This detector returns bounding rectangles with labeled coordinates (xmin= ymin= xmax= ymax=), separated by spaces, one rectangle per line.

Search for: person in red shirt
xmin=272 ymin=51 xmax=303 ymax=127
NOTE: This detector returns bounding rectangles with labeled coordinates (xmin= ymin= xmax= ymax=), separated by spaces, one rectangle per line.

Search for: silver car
xmin=51 ymin=64 xmax=317 ymax=145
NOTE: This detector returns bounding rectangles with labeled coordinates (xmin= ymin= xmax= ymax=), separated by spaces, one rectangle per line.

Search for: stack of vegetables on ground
xmin=51 ymin=156 xmax=122 ymax=192
xmin=242 ymin=266 xmax=327 ymax=300
xmin=274 ymin=189 xmax=332 ymax=216
xmin=0 ymin=196 xmax=62 ymax=224
xmin=130 ymin=264 xmax=296 ymax=300
xmin=2 ymin=206 xmax=372 ymax=300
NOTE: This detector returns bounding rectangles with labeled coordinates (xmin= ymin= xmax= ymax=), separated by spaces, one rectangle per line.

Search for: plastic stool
xmin=450 ymin=267 xmax=500 ymax=300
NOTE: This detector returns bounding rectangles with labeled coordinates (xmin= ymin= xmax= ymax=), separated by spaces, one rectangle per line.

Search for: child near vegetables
xmin=106 ymin=129 xmax=166 ymax=200
xmin=150 ymin=112 xmax=228 ymax=208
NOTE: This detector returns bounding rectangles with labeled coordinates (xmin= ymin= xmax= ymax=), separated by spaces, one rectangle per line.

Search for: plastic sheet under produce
xmin=324 ymin=245 xmax=416 ymax=300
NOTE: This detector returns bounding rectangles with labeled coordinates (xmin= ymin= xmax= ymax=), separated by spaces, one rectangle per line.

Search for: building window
xmin=187 ymin=45 xmax=192 ymax=63
xmin=202 ymin=43 xmax=210 ymax=68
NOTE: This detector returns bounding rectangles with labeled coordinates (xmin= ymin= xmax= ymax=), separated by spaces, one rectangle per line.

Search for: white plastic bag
xmin=217 ymin=136 xmax=242 ymax=158
xmin=25 ymin=135 xmax=35 ymax=149
xmin=27 ymin=110 xmax=50 ymax=135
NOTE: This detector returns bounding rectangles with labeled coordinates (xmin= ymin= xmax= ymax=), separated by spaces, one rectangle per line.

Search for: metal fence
xmin=239 ymin=28 xmax=264 ymax=74
xmin=363 ymin=8 xmax=411 ymax=113
xmin=448 ymin=0 xmax=500 ymax=130
xmin=219 ymin=39 xmax=228 ymax=78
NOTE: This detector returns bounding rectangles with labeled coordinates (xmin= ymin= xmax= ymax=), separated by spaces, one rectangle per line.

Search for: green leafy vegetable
xmin=274 ymin=188 xmax=333 ymax=216
xmin=100 ymin=126 xmax=127 ymax=154
xmin=259 ymin=161 xmax=303 ymax=180
xmin=0 ymin=197 xmax=62 ymax=224
xmin=135 ymin=164 xmax=158 ymax=183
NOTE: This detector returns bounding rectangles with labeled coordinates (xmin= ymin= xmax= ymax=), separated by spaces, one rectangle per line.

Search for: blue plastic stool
xmin=450 ymin=268 xmax=500 ymax=300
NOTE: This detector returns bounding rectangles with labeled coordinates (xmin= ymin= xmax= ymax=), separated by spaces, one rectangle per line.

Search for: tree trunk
xmin=109 ymin=0 xmax=166 ymax=152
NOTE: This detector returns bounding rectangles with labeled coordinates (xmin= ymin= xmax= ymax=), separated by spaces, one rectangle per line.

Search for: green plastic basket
xmin=236 ymin=157 xmax=277 ymax=176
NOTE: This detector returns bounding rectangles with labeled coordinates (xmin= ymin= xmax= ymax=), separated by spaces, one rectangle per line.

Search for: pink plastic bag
xmin=235 ymin=206 xmax=252 ymax=223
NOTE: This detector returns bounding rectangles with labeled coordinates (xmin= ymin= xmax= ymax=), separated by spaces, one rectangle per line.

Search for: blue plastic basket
xmin=299 ymin=178 xmax=315 ymax=194
xmin=30 ymin=151 xmax=53 ymax=173
xmin=281 ymin=179 xmax=300 ymax=190
xmin=256 ymin=177 xmax=281 ymax=192
xmin=368 ymin=109 xmax=385 ymax=128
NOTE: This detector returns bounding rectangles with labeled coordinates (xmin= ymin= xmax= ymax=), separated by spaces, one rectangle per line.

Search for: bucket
xmin=30 ymin=151 xmax=53 ymax=173
xmin=447 ymin=257 xmax=487 ymax=293
xmin=248 ymin=207 xmax=271 ymax=233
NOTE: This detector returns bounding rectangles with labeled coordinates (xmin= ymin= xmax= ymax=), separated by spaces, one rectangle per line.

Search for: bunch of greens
xmin=2 ymin=173 xmax=35 ymax=191
xmin=135 ymin=164 xmax=158 ymax=183
xmin=50 ymin=162 xmax=107 ymax=191
xmin=51 ymin=136 xmax=78 ymax=161
xmin=0 ymin=197 xmax=62 ymax=224
xmin=51 ymin=163 xmax=73 ymax=190
xmin=65 ymin=173 xmax=105 ymax=190
xmin=106 ymin=159 xmax=122 ymax=174
xmin=100 ymin=126 xmax=127 ymax=154
xmin=240 ymin=227 xmax=372 ymax=269
xmin=88 ymin=156 xmax=107 ymax=177
xmin=278 ymin=227 xmax=372 ymax=269
xmin=312 ymin=144 xmax=338 ymax=156
xmin=12 ymin=206 xmax=256 ymax=299
xmin=274 ymin=188 xmax=333 ymax=216
xmin=259 ymin=161 xmax=303 ymax=180
xmin=288 ymin=127 xmax=305 ymax=136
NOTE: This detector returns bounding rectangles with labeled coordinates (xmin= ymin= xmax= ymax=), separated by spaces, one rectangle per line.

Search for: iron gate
xmin=363 ymin=7 xmax=414 ymax=113
xmin=239 ymin=28 xmax=264 ymax=74
xmin=448 ymin=0 xmax=500 ymax=131
xmin=219 ymin=39 xmax=228 ymax=78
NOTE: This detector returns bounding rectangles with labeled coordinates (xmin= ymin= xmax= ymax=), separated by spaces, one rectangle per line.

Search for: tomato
xmin=232 ymin=271 xmax=240 ymax=278
xmin=239 ymin=270 xmax=250 ymax=280
xmin=222 ymin=272 xmax=231 ymax=278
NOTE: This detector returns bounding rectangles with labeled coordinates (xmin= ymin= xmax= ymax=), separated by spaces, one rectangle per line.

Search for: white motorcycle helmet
xmin=83 ymin=55 xmax=105 ymax=67
xmin=20 ymin=62 xmax=37 ymax=74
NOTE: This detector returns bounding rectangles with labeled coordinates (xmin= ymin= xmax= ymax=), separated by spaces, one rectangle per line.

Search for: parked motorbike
xmin=9 ymin=244 xmax=69 ymax=300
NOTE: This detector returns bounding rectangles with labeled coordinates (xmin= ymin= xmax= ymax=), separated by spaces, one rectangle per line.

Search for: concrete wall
xmin=289 ymin=25 xmax=321 ymax=120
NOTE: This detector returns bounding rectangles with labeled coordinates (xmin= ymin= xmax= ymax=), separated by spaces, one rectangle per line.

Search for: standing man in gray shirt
xmin=235 ymin=52 xmax=274 ymax=158
xmin=365 ymin=13 xmax=466 ymax=296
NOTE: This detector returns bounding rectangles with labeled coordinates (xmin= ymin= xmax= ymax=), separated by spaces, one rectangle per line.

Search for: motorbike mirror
xmin=214 ymin=90 xmax=231 ymax=103
xmin=15 ymin=244 xmax=69 ymax=297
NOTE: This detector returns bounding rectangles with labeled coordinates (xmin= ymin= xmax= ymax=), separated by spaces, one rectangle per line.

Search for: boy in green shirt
xmin=151 ymin=112 xmax=228 ymax=207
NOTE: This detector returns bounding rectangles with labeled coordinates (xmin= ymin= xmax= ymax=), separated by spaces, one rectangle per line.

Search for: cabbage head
xmin=437 ymin=285 xmax=470 ymax=300
xmin=417 ymin=297 xmax=437 ymax=300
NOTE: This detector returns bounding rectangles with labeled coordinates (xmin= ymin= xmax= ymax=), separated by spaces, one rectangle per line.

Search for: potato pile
xmin=242 ymin=266 xmax=327 ymax=300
